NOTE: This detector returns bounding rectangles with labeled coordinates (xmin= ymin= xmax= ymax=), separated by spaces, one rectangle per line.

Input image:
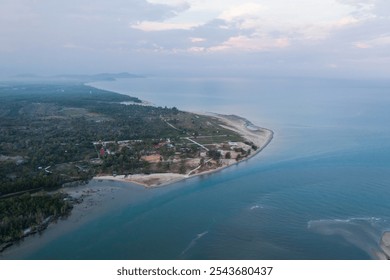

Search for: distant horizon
xmin=2 ymin=71 xmax=390 ymax=84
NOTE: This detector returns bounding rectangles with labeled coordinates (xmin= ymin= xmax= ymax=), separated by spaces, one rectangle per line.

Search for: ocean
xmin=3 ymin=76 xmax=390 ymax=259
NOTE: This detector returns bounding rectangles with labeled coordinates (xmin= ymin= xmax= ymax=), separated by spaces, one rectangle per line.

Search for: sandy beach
xmin=210 ymin=113 xmax=274 ymax=154
xmin=95 ymin=173 xmax=187 ymax=188
xmin=92 ymin=113 xmax=273 ymax=188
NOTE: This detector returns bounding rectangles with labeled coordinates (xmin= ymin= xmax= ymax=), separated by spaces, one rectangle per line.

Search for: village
xmin=87 ymin=112 xmax=272 ymax=187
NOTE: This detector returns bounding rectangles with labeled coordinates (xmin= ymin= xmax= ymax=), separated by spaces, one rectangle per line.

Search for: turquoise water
xmin=4 ymin=77 xmax=390 ymax=259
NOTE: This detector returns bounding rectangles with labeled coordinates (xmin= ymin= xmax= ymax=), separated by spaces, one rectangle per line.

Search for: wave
xmin=307 ymin=217 xmax=390 ymax=259
xmin=250 ymin=204 xmax=264 ymax=211
xmin=180 ymin=231 xmax=209 ymax=256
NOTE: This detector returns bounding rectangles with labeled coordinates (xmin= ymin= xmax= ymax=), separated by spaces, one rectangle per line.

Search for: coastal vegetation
xmin=0 ymin=192 xmax=72 ymax=251
xmin=0 ymin=81 xmax=260 ymax=249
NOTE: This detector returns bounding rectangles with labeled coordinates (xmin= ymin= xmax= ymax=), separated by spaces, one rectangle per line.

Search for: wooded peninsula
xmin=0 ymin=79 xmax=272 ymax=252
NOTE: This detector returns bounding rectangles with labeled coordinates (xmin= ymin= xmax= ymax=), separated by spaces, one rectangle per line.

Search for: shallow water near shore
xmin=2 ymin=77 xmax=390 ymax=259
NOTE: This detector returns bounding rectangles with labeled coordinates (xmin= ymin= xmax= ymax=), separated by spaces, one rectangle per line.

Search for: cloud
xmin=354 ymin=42 xmax=371 ymax=49
xmin=190 ymin=37 xmax=206 ymax=43
xmin=136 ymin=1 xmax=364 ymax=43
xmin=1 ymin=0 xmax=390 ymax=78
xmin=218 ymin=3 xmax=265 ymax=22
xmin=133 ymin=1 xmax=362 ymax=54
xmin=208 ymin=35 xmax=290 ymax=52
xmin=354 ymin=35 xmax=390 ymax=49
xmin=128 ymin=1 xmax=195 ymax=31
xmin=0 ymin=0 xmax=194 ymax=52
xmin=337 ymin=0 xmax=390 ymax=18
xmin=297 ymin=16 xmax=360 ymax=41
xmin=131 ymin=21 xmax=197 ymax=31
xmin=184 ymin=1 xmax=363 ymax=50
xmin=0 ymin=0 xmax=191 ymax=29
xmin=70 ymin=0 xmax=191 ymax=23
xmin=187 ymin=46 xmax=206 ymax=53
xmin=337 ymin=0 xmax=374 ymax=8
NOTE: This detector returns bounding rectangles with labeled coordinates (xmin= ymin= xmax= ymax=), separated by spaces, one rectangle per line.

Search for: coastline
xmin=86 ymin=81 xmax=274 ymax=188
xmin=92 ymin=112 xmax=273 ymax=188
xmin=0 ymin=82 xmax=273 ymax=257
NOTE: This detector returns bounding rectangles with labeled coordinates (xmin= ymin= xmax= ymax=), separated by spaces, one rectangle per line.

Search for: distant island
xmin=0 ymin=78 xmax=272 ymax=253
xmin=10 ymin=72 xmax=144 ymax=82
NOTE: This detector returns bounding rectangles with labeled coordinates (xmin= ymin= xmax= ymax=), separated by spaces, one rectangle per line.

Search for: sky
xmin=0 ymin=0 xmax=389 ymax=78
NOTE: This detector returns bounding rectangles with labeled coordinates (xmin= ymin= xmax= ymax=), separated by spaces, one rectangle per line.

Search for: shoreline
xmin=93 ymin=112 xmax=274 ymax=188
xmin=0 ymin=82 xmax=274 ymax=257
xmin=87 ymin=80 xmax=274 ymax=188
